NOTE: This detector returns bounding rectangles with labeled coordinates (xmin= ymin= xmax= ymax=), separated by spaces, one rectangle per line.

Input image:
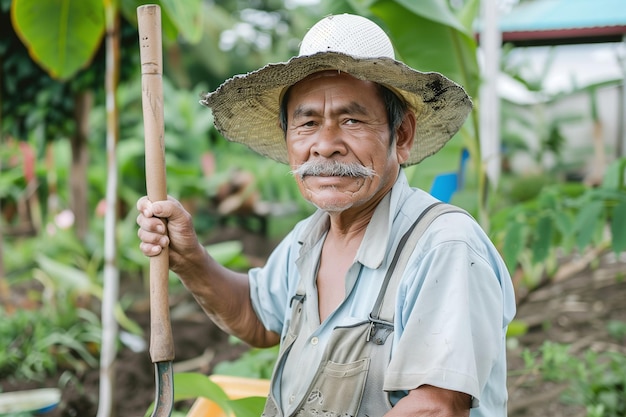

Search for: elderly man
xmin=137 ymin=13 xmax=516 ymax=417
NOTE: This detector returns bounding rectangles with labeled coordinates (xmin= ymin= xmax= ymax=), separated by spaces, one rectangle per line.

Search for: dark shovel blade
xmin=150 ymin=361 xmax=174 ymax=417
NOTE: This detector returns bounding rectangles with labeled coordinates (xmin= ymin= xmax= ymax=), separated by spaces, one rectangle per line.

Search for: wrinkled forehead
xmin=280 ymin=70 xmax=381 ymax=106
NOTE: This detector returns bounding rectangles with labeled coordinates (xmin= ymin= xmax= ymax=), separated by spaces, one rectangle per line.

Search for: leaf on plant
xmin=537 ymin=188 xmax=558 ymax=210
xmin=506 ymin=319 xmax=529 ymax=338
xmin=35 ymin=255 xmax=101 ymax=298
xmin=601 ymin=158 xmax=626 ymax=190
xmin=531 ymin=214 xmax=553 ymax=264
xmin=574 ymin=200 xmax=604 ymax=250
xmin=229 ymin=397 xmax=268 ymax=417
xmin=174 ymin=373 xmax=231 ymax=411
xmin=610 ymin=200 xmax=626 ymax=253
xmin=160 ymin=0 xmax=203 ymax=44
xmin=205 ymin=241 xmax=244 ymax=265
xmin=370 ymin=0 xmax=480 ymax=97
xmin=387 ymin=0 xmax=469 ymax=34
xmin=11 ymin=0 xmax=105 ymax=80
xmin=114 ymin=303 xmax=143 ymax=336
xmin=503 ymin=220 xmax=526 ymax=273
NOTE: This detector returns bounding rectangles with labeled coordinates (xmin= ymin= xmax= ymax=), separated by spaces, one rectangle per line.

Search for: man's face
xmin=285 ymin=71 xmax=409 ymax=213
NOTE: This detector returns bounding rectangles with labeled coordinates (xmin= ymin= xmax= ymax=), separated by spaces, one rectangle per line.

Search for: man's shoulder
xmin=394 ymin=189 xmax=485 ymax=248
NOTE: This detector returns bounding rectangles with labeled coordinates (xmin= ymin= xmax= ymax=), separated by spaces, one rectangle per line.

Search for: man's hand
xmin=136 ymin=195 xmax=280 ymax=348
xmin=136 ymin=196 xmax=203 ymax=274
xmin=386 ymin=385 xmax=471 ymax=417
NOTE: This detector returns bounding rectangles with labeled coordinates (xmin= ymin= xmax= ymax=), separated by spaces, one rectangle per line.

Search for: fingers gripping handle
xmin=138 ymin=4 xmax=174 ymax=363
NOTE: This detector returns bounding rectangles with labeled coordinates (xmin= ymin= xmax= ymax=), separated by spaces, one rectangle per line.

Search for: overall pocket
xmin=296 ymin=358 xmax=370 ymax=417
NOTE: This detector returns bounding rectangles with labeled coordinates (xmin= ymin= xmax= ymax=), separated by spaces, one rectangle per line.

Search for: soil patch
xmin=507 ymin=251 xmax=626 ymax=417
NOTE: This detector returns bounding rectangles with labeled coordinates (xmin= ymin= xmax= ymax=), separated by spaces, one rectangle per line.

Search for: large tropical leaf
xmin=143 ymin=372 xmax=231 ymax=417
xmin=160 ymin=0 xmax=203 ymax=44
xmin=11 ymin=0 xmax=105 ymax=80
xmin=370 ymin=0 xmax=480 ymax=97
xmin=229 ymin=397 xmax=268 ymax=417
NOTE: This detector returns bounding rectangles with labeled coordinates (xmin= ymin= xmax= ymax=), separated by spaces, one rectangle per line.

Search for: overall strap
xmin=368 ymin=202 xmax=469 ymax=339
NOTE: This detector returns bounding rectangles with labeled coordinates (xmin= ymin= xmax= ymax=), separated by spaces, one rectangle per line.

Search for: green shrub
xmin=520 ymin=339 xmax=626 ymax=416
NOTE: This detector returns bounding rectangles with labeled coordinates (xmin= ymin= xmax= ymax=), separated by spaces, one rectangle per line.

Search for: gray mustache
xmin=291 ymin=161 xmax=376 ymax=179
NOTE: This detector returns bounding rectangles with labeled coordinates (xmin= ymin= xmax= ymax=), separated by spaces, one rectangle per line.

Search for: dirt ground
xmin=2 ymin=227 xmax=625 ymax=417
xmin=506 ymin=250 xmax=626 ymax=417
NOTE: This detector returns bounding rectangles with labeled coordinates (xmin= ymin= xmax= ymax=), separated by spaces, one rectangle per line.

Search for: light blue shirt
xmin=248 ymin=170 xmax=516 ymax=417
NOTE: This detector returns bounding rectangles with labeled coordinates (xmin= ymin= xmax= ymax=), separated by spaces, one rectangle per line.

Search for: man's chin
xmin=313 ymin=201 xmax=355 ymax=213
xmin=305 ymin=190 xmax=359 ymax=212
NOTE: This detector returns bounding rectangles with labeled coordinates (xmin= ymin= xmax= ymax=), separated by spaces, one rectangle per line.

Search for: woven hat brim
xmin=201 ymin=51 xmax=473 ymax=166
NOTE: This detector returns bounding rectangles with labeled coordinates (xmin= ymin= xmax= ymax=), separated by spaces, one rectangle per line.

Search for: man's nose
xmin=311 ymin=123 xmax=347 ymax=158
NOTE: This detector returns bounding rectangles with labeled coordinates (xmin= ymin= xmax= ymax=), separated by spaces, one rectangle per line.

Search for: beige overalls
xmin=261 ymin=203 xmax=464 ymax=417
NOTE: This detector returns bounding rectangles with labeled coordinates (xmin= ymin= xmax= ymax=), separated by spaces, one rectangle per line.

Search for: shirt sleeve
xmin=248 ymin=228 xmax=301 ymax=335
xmin=383 ymin=239 xmax=504 ymax=404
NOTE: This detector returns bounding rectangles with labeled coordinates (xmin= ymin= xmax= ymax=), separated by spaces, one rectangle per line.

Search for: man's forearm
xmin=385 ymin=385 xmax=471 ymax=417
xmin=175 ymin=244 xmax=280 ymax=348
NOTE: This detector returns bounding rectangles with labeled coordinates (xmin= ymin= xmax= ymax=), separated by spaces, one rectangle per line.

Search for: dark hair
xmin=377 ymin=84 xmax=409 ymax=144
xmin=278 ymin=82 xmax=408 ymax=144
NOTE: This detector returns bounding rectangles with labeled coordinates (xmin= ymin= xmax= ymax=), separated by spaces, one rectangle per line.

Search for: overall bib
xmin=262 ymin=203 xmax=465 ymax=417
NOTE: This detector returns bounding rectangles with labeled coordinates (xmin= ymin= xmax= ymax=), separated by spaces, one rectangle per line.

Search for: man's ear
xmin=395 ymin=110 xmax=416 ymax=165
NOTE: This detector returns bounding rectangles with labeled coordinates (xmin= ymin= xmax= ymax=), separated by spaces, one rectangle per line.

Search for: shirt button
xmin=289 ymin=395 xmax=295 ymax=404
xmin=311 ymin=337 xmax=319 ymax=345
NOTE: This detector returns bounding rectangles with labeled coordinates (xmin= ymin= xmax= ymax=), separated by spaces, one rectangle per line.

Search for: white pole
xmin=479 ymin=0 xmax=502 ymax=187
xmin=97 ymin=4 xmax=120 ymax=417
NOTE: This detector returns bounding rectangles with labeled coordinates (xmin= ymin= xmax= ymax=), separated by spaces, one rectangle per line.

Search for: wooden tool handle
xmin=137 ymin=4 xmax=175 ymax=363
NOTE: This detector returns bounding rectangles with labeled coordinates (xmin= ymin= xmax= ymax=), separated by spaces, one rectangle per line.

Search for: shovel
xmin=137 ymin=5 xmax=175 ymax=416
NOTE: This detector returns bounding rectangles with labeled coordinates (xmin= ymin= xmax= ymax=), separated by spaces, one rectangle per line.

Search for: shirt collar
xmin=355 ymin=170 xmax=409 ymax=269
xmin=297 ymin=170 xmax=411 ymax=269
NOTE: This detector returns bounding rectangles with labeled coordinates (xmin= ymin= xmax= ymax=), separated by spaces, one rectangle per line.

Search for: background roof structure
xmin=496 ymin=0 xmax=626 ymax=46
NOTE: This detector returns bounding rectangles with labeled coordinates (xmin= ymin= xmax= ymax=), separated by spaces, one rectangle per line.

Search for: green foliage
xmin=520 ymin=341 xmax=626 ymax=417
xmin=87 ymin=76 xmax=217 ymax=208
xmin=0 ymin=140 xmax=29 ymax=202
xmin=606 ymin=320 xmax=626 ymax=343
xmin=143 ymin=372 xmax=266 ymax=417
xmin=506 ymin=319 xmax=529 ymax=338
xmin=10 ymin=0 xmax=204 ymax=81
xmin=0 ymin=305 xmax=100 ymax=382
xmin=11 ymin=0 xmax=106 ymax=80
xmin=490 ymin=158 xmax=626 ymax=284
xmin=0 ymin=0 xmax=138 ymax=145
xmin=159 ymin=0 xmax=204 ymax=43
xmin=205 ymin=241 xmax=252 ymax=271
xmin=371 ymin=0 xmax=479 ymax=95
xmin=213 ymin=339 xmax=279 ymax=380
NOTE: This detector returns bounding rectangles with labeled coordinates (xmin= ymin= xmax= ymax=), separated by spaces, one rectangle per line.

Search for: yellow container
xmin=186 ymin=375 xmax=271 ymax=417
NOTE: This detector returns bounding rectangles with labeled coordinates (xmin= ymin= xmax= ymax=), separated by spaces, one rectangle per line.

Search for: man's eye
xmin=302 ymin=120 xmax=317 ymax=127
xmin=345 ymin=118 xmax=360 ymax=125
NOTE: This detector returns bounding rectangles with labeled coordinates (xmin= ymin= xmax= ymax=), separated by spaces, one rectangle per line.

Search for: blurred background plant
xmin=511 ymin=337 xmax=626 ymax=417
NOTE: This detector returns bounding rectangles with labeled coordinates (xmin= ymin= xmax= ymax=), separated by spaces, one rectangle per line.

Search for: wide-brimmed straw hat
xmin=201 ymin=13 xmax=472 ymax=166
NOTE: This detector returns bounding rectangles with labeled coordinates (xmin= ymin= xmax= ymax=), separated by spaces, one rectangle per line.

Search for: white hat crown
xmin=299 ymin=14 xmax=395 ymax=59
